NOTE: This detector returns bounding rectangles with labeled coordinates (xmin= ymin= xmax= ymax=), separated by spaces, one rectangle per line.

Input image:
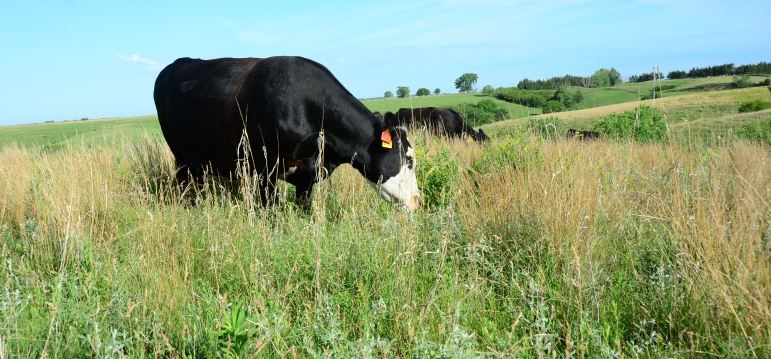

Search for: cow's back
xmin=154 ymin=58 xmax=260 ymax=171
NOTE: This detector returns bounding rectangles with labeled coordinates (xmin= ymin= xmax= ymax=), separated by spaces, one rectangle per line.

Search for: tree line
xmin=517 ymin=68 xmax=622 ymax=90
xmin=625 ymin=61 xmax=771 ymax=82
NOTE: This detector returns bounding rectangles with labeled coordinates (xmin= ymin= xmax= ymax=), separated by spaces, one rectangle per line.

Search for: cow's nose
xmin=405 ymin=195 xmax=421 ymax=211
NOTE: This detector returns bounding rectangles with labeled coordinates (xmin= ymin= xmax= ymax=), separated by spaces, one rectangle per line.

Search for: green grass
xmin=571 ymin=87 xmax=640 ymax=109
xmin=0 ymin=131 xmax=768 ymax=357
xmin=0 ymin=116 xmax=160 ymax=150
xmin=485 ymin=87 xmax=771 ymax=144
xmin=568 ymin=75 xmax=770 ymax=110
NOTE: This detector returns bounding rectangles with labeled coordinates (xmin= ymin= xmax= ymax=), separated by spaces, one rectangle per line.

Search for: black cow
xmin=566 ymin=128 xmax=601 ymax=140
xmin=154 ymin=56 xmax=420 ymax=211
xmin=383 ymin=107 xmax=489 ymax=142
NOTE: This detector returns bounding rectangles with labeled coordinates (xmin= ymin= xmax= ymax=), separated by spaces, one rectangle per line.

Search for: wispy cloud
xmin=118 ymin=53 xmax=160 ymax=70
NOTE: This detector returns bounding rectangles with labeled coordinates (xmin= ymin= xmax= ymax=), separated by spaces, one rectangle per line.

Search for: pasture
xmin=0 ymin=83 xmax=770 ymax=357
xmin=487 ymin=86 xmax=771 ymax=141
xmin=572 ymin=75 xmax=770 ymax=110
xmin=0 ymin=121 xmax=769 ymax=357
xmin=0 ymin=116 xmax=159 ymax=150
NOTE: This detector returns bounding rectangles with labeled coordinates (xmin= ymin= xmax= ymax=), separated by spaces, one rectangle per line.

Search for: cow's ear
xmin=380 ymin=129 xmax=393 ymax=149
xmin=383 ymin=112 xmax=395 ymax=127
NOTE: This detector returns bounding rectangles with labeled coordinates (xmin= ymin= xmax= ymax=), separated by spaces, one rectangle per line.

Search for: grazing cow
xmin=383 ymin=107 xmax=489 ymax=142
xmin=566 ymin=128 xmax=601 ymax=140
xmin=154 ymin=56 xmax=420 ymax=211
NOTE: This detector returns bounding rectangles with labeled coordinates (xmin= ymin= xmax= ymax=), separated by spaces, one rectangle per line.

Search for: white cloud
xmin=118 ymin=53 xmax=160 ymax=70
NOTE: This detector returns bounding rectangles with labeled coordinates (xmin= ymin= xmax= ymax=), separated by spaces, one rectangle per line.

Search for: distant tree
xmin=396 ymin=86 xmax=410 ymax=98
xmin=416 ymin=88 xmax=430 ymax=96
xmin=549 ymin=87 xmax=583 ymax=109
xmin=608 ymin=68 xmax=622 ymax=86
xmin=454 ymin=73 xmax=478 ymax=93
xmin=552 ymin=87 xmax=573 ymax=107
xmin=434 ymin=88 xmax=441 ymax=95
xmin=572 ymin=89 xmax=584 ymax=104
xmin=591 ymin=69 xmax=611 ymax=88
xmin=629 ymin=73 xmax=655 ymax=83
xmin=481 ymin=84 xmax=495 ymax=95
xmin=667 ymin=70 xmax=687 ymax=79
xmin=384 ymin=90 xmax=393 ymax=98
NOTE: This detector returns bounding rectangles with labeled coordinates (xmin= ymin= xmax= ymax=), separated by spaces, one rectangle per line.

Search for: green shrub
xmin=737 ymin=119 xmax=771 ymax=145
xmin=542 ymin=100 xmax=564 ymax=114
xmin=417 ymin=145 xmax=459 ymax=209
xmin=526 ymin=117 xmax=566 ymax=139
xmin=738 ymin=100 xmax=771 ymax=113
xmin=451 ymin=99 xmax=509 ymax=127
xmin=733 ymin=75 xmax=753 ymax=89
xmin=493 ymin=87 xmax=550 ymax=108
xmin=594 ymin=105 xmax=668 ymax=142
xmin=550 ymin=87 xmax=582 ymax=109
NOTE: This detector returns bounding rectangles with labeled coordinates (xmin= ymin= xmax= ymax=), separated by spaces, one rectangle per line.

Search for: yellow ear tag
xmin=381 ymin=130 xmax=393 ymax=149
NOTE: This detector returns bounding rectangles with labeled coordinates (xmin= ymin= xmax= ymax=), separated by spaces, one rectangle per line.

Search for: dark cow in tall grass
xmin=154 ymin=56 xmax=420 ymax=211
xmin=383 ymin=107 xmax=489 ymax=142
xmin=566 ymin=128 xmax=601 ymax=140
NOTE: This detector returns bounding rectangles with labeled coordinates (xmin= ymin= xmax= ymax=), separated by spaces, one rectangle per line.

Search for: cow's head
xmin=365 ymin=127 xmax=421 ymax=211
xmin=478 ymin=128 xmax=490 ymax=141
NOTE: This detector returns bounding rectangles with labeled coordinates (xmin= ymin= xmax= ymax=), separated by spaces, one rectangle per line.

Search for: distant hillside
xmin=0 ymin=116 xmax=159 ymax=150
xmin=484 ymin=86 xmax=771 ymax=142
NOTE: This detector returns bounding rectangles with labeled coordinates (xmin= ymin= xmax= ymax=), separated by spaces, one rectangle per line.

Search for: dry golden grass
xmin=0 ymin=132 xmax=768 ymax=357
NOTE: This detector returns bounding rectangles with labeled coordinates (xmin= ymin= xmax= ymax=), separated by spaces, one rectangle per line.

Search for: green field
xmin=570 ymin=75 xmax=769 ymax=110
xmin=1 ymin=126 xmax=768 ymax=357
xmin=485 ymin=86 xmax=771 ymax=142
xmin=1 ymin=81 xmax=770 ymax=356
xmin=0 ymin=116 xmax=160 ymax=150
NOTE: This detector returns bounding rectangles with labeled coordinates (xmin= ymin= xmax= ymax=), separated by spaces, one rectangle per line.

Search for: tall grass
xmin=0 ymin=132 xmax=768 ymax=357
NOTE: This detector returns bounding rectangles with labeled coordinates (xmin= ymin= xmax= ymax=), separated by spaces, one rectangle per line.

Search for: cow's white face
xmin=377 ymin=146 xmax=420 ymax=211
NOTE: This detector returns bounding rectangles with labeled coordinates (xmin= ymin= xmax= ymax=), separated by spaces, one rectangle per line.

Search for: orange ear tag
xmin=381 ymin=130 xmax=393 ymax=149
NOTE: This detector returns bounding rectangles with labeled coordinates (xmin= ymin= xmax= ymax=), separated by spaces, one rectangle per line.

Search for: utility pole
xmin=652 ymin=66 xmax=656 ymax=102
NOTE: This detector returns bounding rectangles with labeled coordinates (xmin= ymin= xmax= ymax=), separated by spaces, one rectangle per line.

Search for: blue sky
xmin=1 ymin=0 xmax=769 ymax=125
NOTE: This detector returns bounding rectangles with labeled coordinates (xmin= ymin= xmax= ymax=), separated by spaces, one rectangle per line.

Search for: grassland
xmin=572 ymin=75 xmax=770 ymax=110
xmin=486 ymin=86 xmax=771 ymax=140
xmin=1 ymin=78 xmax=770 ymax=356
xmin=0 ymin=129 xmax=768 ymax=357
xmin=0 ymin=116 xmax=159 ymax=150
